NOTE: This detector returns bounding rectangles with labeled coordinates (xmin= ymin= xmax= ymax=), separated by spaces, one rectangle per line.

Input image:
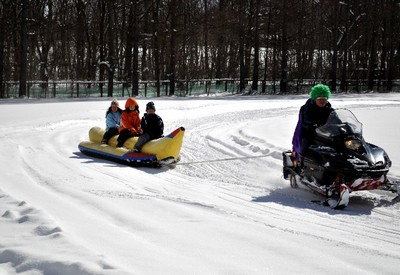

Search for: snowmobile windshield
xmin=316 ymin=109 xmax=362 ymax=139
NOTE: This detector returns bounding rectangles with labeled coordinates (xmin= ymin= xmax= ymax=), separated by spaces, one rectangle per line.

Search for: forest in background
xmin=0 ymin=0 xmax=399 ymax=98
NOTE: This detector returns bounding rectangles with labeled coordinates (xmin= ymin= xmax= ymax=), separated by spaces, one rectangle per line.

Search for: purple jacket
xmin=292 ymin=108 xmax=303 ymax=161
xmin=292 ymin=99 xmax=333 ymax=161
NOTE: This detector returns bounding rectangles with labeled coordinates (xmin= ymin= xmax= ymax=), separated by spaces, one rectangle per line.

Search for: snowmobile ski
xmin=324 ymin=184 xmax=350 ymax=209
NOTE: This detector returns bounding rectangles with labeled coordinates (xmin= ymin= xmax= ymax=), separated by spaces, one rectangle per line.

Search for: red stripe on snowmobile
xmin=349 ymin=175 xmax=385 ymax=191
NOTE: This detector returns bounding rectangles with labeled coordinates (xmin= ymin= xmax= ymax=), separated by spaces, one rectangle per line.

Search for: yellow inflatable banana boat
xmin=78 ymin=126 xmax=185 ymax=166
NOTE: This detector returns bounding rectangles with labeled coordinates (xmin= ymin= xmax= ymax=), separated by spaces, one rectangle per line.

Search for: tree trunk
xmin=251 ymin=0 xmax=261 ymax=92
xmin=340 ymin=5 xmax=350 ymax=92
xmin=386 ymin=0 xmax=397 ymax=91
xmin=279 ymin=0 xmax=288 ymax=93
xmin=132 ymin=1 xmax=140 ymax=96
xmin=106 ymin=1 xmax=115 ymax=97
xmin=262 ymin=4 xmax=272 ymax=93
xmin=330 ymin=2 xmax=339 ymax=92
xmin=0 ymin=1 xmax=7 ymax=97
xmin=152 ymin=0 xmax=161 ymax=97
xmin=215 ymin=0 xmax=226 ymax=82
xmin=141 ymin=0 xmax=151 ymax=81
xmin=367 ymin=2 xmax=378 ymax=91
xmin=124 ymin=2 xmax=133 ymax=94
xmin=238 ymin=1 xmax=246 ymax=92
xmin=203 ymin=0 xmax=209 ymax=80
xmin=19 ymin=0 xmax=28 ymax=97
xmin=75 ymin=0 xmax=85 ymax=80
xmin=168 ymin=0 xmax=177 ymax=96
xmin=99 ymin=0 xmax=106 ymax=97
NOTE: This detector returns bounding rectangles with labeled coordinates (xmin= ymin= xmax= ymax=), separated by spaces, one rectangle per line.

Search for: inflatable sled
xmin=79 ymin=126 xmax=185 ymax=167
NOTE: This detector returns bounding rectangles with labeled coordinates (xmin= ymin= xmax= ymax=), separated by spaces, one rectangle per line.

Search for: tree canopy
xmin=0 ymin=0 xmax=399 ymax=97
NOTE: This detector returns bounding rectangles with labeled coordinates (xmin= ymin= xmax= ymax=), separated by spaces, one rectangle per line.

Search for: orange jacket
xmin=119 ymin=98 xmax=142 ymax=135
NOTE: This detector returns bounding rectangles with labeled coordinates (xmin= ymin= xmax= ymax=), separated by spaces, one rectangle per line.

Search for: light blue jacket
xmin=106 ymin=111 xmax=122 ymax=131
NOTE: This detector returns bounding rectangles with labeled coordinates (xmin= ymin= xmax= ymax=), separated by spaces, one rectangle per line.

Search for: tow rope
xmin=174 ymin=154 xmax=270 ymax=166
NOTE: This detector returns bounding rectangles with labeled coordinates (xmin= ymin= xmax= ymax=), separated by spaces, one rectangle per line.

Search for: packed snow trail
xmin=1 ymin=95 xmax=400 ymax=274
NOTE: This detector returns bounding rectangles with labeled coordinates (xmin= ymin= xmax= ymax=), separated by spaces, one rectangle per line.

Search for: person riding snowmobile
xmin=284 ymin=88 xmax=396 ymax=209
xmin=292 ymin=84 xmax=334 ymax=169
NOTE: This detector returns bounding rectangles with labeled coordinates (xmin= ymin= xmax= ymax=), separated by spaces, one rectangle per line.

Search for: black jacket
xmin=301 ymin=98 xmax=333 ymax=140
xmin=141 ymin=113 xmax=164 ymax=139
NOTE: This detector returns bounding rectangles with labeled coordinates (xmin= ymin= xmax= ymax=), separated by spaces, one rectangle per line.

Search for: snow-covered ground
xmin=1 ymin=93 xmax=400 ymax=274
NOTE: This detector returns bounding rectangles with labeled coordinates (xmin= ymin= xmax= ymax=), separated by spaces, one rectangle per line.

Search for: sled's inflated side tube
xmin=79 ymin=126 xmax=185 ymax=165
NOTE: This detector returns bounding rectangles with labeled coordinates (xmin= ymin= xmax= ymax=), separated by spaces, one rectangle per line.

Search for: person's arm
xmin=105 ymin=113 xmax=113 ymax=130
xmin=119 ymin=112 xmax=129 ymax=130
xmin=302 ymin=104 xmax=315 ymax=129
xmin=158 ymin=117 xmax=164 ymax=137
xmin=130 ymin=114 xmax=142 ymax=135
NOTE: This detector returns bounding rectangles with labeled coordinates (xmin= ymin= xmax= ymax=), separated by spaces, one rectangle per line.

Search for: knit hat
xmin=111 ymin=98 xmax=119 ymax=106
xmin=310 ymin=84 xmax=331 ymax=100
xmin=146 ymin=101 xmax=155 ymax=111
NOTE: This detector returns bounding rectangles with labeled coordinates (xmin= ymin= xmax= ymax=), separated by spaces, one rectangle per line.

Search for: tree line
xmin=0 ymin=0 xmax=399 ymax=98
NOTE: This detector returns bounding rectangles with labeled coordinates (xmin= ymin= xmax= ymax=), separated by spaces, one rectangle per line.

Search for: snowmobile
xmin=283 ymin=108 xmax=399 ymax=209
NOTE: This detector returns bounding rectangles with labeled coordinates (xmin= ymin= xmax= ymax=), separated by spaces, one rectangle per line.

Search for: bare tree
xmin=238 ymin=0 xmax=246 ymax=92
xmin=329 ymin=1 xmax=340 ymax=92
xmin=366 ymin=0 xmax=379 ymax=91
xmin=1 ymin=0 xmax=399 ymax=98
xmin=18 ymin=0 xmax=28 ymax=97
xmin=106 ymin=1 xmax=115 ymax=97
xmin=141 ymin=0 xmax=152 ymax=82
xmin=0 ymin=1 xmax=9 ymax=97
xmin=152 ymin=0 xmax=161 ymax=97
xmin=386 ymin=0 xmax=398 ymax=90
xmin=251 ymin=0 xmax=261 ymax=92
xmin=98 ymin=0 xmax=106 ymax=96
xmin=75 ymin=0 xmax=86 ymax=80
xmin=214 ymin=0 xmax=226 ymax=82
xmin=131 ymin=0 xmax=141 ymax=96
xmin=167 ymin=0 xmax=178 ymax=96
xmin=279 ymin=0 xmax=288 ymax=93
